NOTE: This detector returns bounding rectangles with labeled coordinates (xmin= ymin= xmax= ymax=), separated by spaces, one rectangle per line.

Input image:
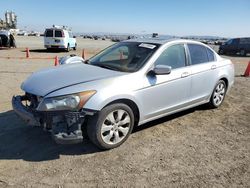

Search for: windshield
xmin=88 ymin=42 xmax=160 ymax=72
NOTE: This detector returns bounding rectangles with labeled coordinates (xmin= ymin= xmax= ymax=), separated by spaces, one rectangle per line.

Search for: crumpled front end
xmin=12 ymin=93 xmax=95 ymax=144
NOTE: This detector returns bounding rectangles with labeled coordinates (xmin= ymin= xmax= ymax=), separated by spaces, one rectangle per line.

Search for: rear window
xmin=188 ymin=44 xmax=209 ymax=65
xmin=45 ymin=29 xmax=53 ymax=37
xmin=240 ymin=38 xmax=250 ymax=44
xmin=55 ymin=30 xmax=63 ymax=37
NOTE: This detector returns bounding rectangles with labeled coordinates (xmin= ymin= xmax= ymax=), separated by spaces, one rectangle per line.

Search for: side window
xmin=188 ymin=44 xmax=209 ymax=65
xmin=155 ymin=44 xmax=186 ymax=69
xmin=206 ymin=48 xmax=215 ymax=62
xmin=239 ymin=38 xmax=250 ymax=44
xmin=100 ymin=46 xmax=129 ymax=62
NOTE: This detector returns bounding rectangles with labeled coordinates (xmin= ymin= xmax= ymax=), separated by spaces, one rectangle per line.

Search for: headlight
xmin=37 ymin=90 xmax=96 ymax=111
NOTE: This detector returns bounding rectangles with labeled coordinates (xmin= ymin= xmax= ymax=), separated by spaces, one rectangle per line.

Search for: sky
xmin=0 ymin=0 xmax=249 ymax=38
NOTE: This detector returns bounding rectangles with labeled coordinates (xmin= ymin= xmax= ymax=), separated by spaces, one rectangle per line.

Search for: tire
xmin=240 ymin=49 xmax=246 ymax=56
xmin=66 ymin=44 xmax=70 ymax=52
xmin=209 ymin=80 xmax=227 ymax=108
xmin=219 ymin=49 xmax=224 ymax=55
xmin=73 ymin=43 xmax=77 ymax=51
xmin=87 ymin=103 xmax=135 ymax=150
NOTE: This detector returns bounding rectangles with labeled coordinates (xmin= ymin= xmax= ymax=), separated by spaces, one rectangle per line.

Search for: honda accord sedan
xmin=12 ymin=39 xmax=234 ymax=149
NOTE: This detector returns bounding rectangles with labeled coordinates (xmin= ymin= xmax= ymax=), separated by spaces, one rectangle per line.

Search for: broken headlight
xmin=37 ymin=91 xmax=96 ymax=111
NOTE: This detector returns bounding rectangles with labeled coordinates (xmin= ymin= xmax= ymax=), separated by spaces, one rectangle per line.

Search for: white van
xmin=44 ymin=25 xmax=76 ymax=51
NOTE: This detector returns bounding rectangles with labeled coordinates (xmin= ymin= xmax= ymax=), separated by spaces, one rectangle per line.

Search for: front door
xmin=138 ymin=44 xmax=191 ymax=121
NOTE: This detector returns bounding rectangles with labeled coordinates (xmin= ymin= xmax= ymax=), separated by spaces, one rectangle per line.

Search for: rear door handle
xmin=211 ymin=65 xmax=217 ymax=69
xmin=181 ymin=72 xmax=190 ymax=78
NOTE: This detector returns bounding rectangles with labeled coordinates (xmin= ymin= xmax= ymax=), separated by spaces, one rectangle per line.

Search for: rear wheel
xmin=66 ymin=44 xmax=70 ymax=52
xmin=87 ymin=103 xmax=134 ymax=150
xmin=209 ymin=80 xmax=227 ymax=108
xmin=240 ymin=49 xmax=246 ymax=56
xmin=73 ymin=43 xmax=77 ymax=51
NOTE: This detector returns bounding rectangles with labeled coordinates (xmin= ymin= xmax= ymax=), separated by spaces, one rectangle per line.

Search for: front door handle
xmin=181 ymin=72 xmax=189 ymax=78
xmin=211 ymin=65 xmax=217 ymax=69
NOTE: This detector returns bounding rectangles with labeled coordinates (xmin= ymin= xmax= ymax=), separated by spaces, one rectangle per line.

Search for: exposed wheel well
xmin=105 ymin=99 xmax=140 ymax=126
xmin=220 ymin=77 xmax=228 ymax=89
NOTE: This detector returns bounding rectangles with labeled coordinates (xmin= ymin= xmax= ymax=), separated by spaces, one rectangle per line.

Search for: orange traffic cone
xmin=244 ymin=61 xmax=250 ymax=77
xmin=54 ymin=56 xmax=59 ymax=66
xmin=82 ymin=49 xmax=86 ymax=59
xmin=120 ymin=51 xmax=123 ymax=60
xmin=26 ymin=47 xmax=30 ymax=58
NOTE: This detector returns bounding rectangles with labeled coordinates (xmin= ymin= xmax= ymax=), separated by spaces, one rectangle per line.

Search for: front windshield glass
xmin=88 ymin=42 xmax=160 ymax=72
xmin=225 ymin=39 xmax=233 ymax=45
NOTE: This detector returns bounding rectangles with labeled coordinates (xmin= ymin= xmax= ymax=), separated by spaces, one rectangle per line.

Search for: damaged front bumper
xmin=12 ymin=95 xmax=96 ymax=144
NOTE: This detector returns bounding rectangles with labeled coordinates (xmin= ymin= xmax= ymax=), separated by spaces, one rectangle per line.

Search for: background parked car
xmin=219 ymin=37 xmax=250 ymax=56
xmin=44 ymin=25 xmax=76 ymax=52
xmin=0 ymin=30 xmax=16 ymax=48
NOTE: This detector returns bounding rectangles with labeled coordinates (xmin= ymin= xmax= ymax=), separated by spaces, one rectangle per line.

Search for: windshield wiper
xmin=83 ymin=59 xmax=89 ymax=64
xmin=95 ymin=64 xmax=120 ymax=71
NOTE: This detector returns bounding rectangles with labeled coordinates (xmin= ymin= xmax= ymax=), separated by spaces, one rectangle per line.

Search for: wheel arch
xmin=103 ymin=98 xmax=140 ymax=126
xmin=220 ymin=77 xmax=228 ymax=89
xmin=208 ymin=76 xmax=229 ymax=102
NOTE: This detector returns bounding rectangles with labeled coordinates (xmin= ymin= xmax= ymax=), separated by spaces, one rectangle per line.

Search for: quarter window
xmin=206 ymin=48 xmax=215 ymax=62
xmin=188 ymin=44 xmax=209 ymax=65
xmin=155 ymin=44 xmax=186 ymax=69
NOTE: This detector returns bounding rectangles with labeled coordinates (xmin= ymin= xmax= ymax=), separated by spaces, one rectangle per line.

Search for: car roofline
xmin=124 ymin=38 xmax=208 ymax=46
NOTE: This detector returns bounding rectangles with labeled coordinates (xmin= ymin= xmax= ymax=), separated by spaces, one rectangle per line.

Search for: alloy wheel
xmin=101 ymin=109 xmax=131 ymax=145
xmin=213 ymin=82 xmax=226 ymax=106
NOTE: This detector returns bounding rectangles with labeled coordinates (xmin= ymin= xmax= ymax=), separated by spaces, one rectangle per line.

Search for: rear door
xmin=54 ymin=29 xmax=65 ymax=47
xmin=187 ymin=44 xmax=219 ymax=103
xmin=44 ymin=29 xmax=54 ymax=46
xmin=239 ymin=38 xmax=250 ymax=53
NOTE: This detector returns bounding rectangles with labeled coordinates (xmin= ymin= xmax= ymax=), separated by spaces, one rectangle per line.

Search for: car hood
xmin=21 ymin=63 xmax=124 ymax=96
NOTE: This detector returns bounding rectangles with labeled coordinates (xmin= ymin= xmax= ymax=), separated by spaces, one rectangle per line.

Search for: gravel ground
xmin=0 ymin=36 xmax=249 ymax=187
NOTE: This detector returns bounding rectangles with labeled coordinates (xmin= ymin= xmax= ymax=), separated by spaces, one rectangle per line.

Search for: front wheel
xmin=209 ymin=80 xmax=227 ymax=108
xmin=87 ymin=103 xmax=134 ymax=150
xmin=219 ymin=49 xmax=224 ymax=55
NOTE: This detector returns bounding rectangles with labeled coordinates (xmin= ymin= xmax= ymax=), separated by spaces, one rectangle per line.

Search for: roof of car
xmin=0 ymin=30 xmax=10 ymax=36
xmin=125 ymin=38 xmax=201 ymax=45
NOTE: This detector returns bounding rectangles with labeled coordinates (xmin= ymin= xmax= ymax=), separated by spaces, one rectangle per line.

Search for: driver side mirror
xmin=152 ymin=65 xmax=172 ymax=75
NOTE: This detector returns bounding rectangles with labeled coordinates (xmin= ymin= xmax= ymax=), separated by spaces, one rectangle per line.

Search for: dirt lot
xmin=0 ymin=36 xmax=249 ymax=187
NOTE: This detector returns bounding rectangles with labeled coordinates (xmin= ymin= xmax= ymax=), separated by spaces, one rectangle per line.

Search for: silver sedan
xmin=12 ymin=39 xmax=234 ymax=149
